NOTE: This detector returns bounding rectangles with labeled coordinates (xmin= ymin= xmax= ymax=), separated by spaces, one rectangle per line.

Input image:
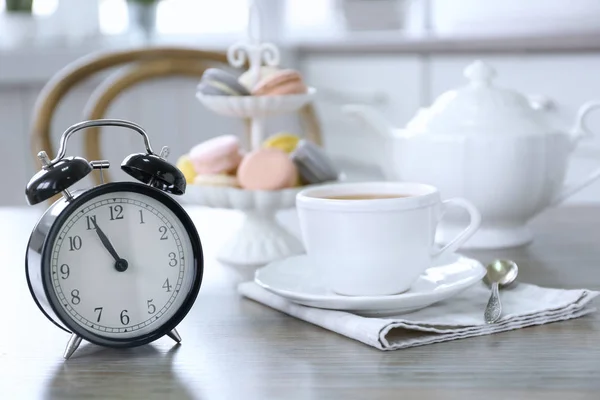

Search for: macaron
xmin=291 ymin=140 xmax=339 ymax=184
xmin=197 ymin=68 xmax=250 ymax=96
xmin=238 ymin=66 xmax=280 ymax=92
xmin=237 ymin=148 xmax=299 ymax=190
xmin=252 ymin=69 xmax=308 ymax=96
xmin=176 ymin=154 xmax=197 ymax=184
xmin=189 ymin=135 xmax=243 ymax=175
xmin=194 ymin=174 xmax=240 ymax=187
xmin=262 ymin=133 xmax=301 ymax=154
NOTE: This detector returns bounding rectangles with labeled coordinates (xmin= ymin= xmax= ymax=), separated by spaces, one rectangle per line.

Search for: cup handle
xmin=431 ymin=198 xmax=482 ymax=260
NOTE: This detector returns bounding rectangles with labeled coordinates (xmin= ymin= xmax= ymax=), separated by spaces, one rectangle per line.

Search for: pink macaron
xmin=237 ymin=148 xmax=298 ymax=190
xmin=189 ymin=135 xmax=243 ymax=175
xmin=252 ymin=69 xmax=308 ymax=96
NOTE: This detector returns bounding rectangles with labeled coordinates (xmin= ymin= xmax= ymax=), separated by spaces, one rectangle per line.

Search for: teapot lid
xmin=406 ymin=60 xmax=553 ymax=135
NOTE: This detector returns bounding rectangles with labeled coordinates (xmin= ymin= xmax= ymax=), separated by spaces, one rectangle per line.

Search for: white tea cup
xmin=296 ymin=182 xmax=481 ymax=296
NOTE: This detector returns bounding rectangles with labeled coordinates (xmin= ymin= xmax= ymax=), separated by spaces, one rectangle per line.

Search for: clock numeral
xmin=139 ymin=210 xmax=145 ymax=224
xmin=94 ymin=307 xmax=103 ymax=322
xmin=109 ymin=205 xmax=124 ymax=221
xmin=85 ymin=215 xmax=97 ymax=230
xmin=147 ymin=299 xmax=156 ymax=314
xmin=60 ymin=264 xmax=70 ymax=279
xmin=120 ymin=309 xmax=130 ymax=325
xmin=71 ymin=289 xmax=81 ymax=305
xmin=159 ymin=226 xmax=168 ymax=240
xmin=168 ymin=252 xmax=177 ymax=267
xmin=68 ymin=236 xmax=82 ymax=251
xmin=162 ymin=278 xmax=172 ymax=292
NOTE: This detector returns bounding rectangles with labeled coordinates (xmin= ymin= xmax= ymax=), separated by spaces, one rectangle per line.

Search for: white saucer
xmin=254 ymin=253 xmax=486 ymax=316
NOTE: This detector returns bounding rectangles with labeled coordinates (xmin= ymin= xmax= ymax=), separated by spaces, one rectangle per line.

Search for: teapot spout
xmin=342 ymin=104 xmax=395 ymax=137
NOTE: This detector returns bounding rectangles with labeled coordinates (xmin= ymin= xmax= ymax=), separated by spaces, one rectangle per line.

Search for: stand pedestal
xmin=251 ymin=116 xmax=266 ymax=150
xmin=217 ymin=211 xmax=305 ymax=266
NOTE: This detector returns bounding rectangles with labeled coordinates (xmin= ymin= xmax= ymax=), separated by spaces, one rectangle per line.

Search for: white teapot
xmin=344 ymin=60 xmax=600 ymax=249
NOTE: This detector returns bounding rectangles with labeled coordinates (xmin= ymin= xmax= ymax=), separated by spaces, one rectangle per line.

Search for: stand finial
xmin=226 ymin=0 xmax=280 ymax=90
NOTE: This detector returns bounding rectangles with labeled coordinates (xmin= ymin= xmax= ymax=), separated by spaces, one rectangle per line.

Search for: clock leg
xmin=63 ymin=333 xmax=82 ymax=360
xmin=167 ymin=329 xmax=182 ymax=344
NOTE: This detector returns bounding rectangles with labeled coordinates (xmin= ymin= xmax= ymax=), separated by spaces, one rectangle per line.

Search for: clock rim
xmin=29 ymin=182 xmax=204 ymax=348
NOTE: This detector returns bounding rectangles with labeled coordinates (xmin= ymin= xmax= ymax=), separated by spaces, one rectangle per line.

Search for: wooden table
xmin=1 ymin=205 xmax=599 ymax=400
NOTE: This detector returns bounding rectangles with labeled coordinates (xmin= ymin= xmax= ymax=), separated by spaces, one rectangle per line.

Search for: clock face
xmin=47 ymin=190 xmax=196 ymax=339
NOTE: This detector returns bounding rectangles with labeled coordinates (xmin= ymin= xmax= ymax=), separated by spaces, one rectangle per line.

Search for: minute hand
xmin=92 ymin=219 xmax=121 ymax=262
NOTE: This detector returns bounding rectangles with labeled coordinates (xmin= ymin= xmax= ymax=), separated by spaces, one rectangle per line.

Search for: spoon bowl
xmin=483 ymin=259 xmax=519 ymax=287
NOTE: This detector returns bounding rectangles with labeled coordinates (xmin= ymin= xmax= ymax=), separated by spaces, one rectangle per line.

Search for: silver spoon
xmin=483 ymin=259 xmax=519 ymax=324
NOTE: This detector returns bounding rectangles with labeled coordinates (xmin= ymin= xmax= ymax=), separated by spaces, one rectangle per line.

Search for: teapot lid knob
xmin=464 ymin=60 xmax=496 ymax=86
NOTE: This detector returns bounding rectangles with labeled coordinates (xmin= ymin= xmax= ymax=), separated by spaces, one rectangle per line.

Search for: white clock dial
xmin=49 ymin=191 xmax=195 ymax=339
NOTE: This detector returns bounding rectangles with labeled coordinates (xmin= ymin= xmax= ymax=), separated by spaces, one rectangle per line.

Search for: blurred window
xmin=99 ymin=0 xmax=249 ymax=35
xmin=0 ymin=0 xmax=58 ymax=15
xmin=284 ymin=0 xmax=336 ymax=31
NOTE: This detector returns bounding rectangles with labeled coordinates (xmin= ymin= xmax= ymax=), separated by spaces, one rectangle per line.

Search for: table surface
xmin=1 ymin=205 xmax=599 ymax=400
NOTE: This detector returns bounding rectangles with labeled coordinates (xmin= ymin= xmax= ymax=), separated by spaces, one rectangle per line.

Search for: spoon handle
xmin=484 ymin=282 xmax=502 ymax=323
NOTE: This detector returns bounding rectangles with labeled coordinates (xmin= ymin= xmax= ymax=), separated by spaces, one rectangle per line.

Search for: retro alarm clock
xmin=25 ymin=119 xmax=203 ymax=359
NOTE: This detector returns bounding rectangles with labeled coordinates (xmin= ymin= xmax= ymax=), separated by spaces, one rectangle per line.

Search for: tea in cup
xmin=296 ymin=182 xmax=481 ymax=296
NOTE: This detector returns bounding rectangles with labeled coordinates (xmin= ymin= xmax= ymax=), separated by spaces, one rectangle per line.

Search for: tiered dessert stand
xmin=180 ymin=2 xmax=316 ymax=266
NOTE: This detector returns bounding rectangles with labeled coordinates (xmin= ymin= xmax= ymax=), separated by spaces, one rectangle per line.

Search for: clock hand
xmin=91 ymin=219 xmax=120 ymax=261
xmin=91 ymin=219 xmax=128 ymax=272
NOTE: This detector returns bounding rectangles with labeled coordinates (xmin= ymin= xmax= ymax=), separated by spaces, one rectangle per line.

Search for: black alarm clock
xmin=25 ymin=119 xmax=203 ymax=359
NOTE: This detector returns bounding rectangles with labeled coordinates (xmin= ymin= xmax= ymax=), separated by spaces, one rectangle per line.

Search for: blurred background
xmin=1 ymin=0 xmax=600 ymax=206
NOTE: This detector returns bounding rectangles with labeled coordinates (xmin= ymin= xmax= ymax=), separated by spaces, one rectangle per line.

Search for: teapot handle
xmin=550 ymin=100 xmax=600 ymax=206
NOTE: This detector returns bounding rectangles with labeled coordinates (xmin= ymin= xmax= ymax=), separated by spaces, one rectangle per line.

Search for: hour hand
xmin=91 ymin=219 xmax=122 ymax=262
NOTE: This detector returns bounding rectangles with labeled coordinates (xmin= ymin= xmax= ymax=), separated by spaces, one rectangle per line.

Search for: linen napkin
xmin=238 ymin=281 xmax=599 ymax=350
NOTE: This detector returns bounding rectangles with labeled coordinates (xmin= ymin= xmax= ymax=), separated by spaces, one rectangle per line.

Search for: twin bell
xmin=25 ymin=119 xmax=186 ymax=205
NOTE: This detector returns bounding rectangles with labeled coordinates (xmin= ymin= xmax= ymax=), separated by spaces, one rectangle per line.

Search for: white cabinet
xmin=3 ymin=47 xmax=600 ymax=206
xmin=300 ymin=54 xmax=423 ymax=166
xmin=430 ymin=0 xmax=600 ymax=36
